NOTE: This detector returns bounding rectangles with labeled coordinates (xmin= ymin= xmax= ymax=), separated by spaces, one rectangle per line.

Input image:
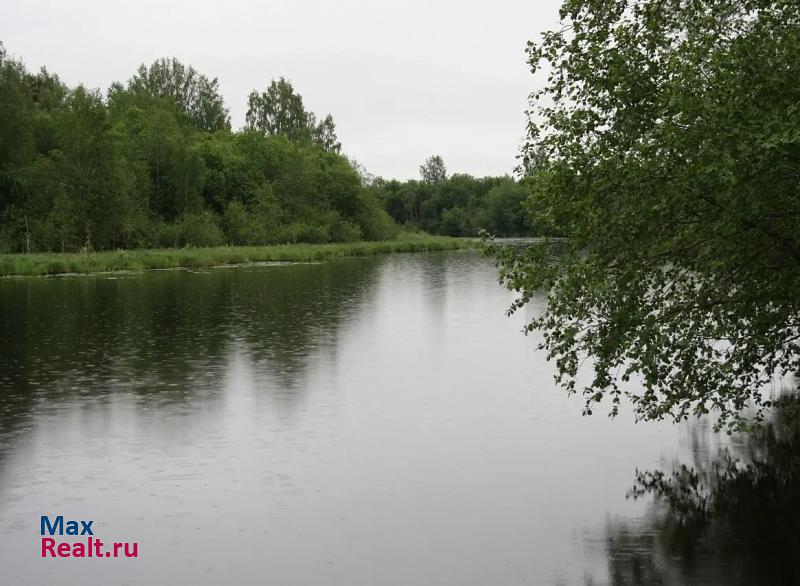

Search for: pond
xmin=0 ymin=250 xmax=795 ymax=584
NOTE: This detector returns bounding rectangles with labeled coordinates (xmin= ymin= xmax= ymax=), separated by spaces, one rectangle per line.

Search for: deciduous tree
xmin=127 ymin=57 xmax=230 ymax=132
xmin=488 ymin=0 xmax=800 ymax=432
xmin=419 ymin=155 xmax=446 ymax=184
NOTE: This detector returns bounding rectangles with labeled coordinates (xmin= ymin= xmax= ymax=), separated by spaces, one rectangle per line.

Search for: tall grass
xmin=0 ymin=234 xmax=476 ymax=277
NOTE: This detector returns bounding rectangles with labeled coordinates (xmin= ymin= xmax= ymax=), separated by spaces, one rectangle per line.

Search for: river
xmin=0 ymin=250 xmax=794 ymax=585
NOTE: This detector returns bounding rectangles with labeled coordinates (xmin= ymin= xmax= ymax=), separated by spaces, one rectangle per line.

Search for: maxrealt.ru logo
xmin=40 ymin=515 xmax=139 ymax=558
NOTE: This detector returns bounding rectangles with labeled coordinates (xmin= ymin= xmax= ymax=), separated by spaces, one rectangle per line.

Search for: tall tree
xmin=55 ymin=86 xmax=135 ymax=250
xmin=488 ymin=0 xmax=800 ymax=432
xmin=419 ymin=155 xmax=447 ymax=184
xmin=246 ymin=78 xmax=341 ymax=152
xmin=0 ymin=43 xmax=33 ymax=173
xmin=246 ymin=77 xmax=310 ymax=141
xmin=109 ymin=95 xmax=205 ymax=222
xmin=310 ymin=113 xmax=341 ymax=154
xmin=127 ymin=57 xmax=230 ymax=132
xmin=0 ymin=44 xmax=36 ymax=252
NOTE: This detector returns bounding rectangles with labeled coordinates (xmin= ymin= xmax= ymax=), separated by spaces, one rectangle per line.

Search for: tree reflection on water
xmin=604 ymin=399 xmax=800 ymax=585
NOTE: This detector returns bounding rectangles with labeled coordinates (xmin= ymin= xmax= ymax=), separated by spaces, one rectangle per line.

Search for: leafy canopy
xmin=0 ymin=45 xmax=397 ymax=252
xmin=488 ymin=0 xmax=800 ymax=432
xmin=419 ymin=154 xmax=447 ymax=184
xmin=125 ymin=57 xmax=230 ymax=132
xmin=246 ymin=77 xmax=341 ymax=153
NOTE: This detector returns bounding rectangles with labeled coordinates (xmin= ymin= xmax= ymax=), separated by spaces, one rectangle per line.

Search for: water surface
xmin=0 ymin=251 xmax=793 ymax=584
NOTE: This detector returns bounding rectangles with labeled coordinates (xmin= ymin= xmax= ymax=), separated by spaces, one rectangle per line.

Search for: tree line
xmin=0 ymin=44 xmax=534 ymax=253
xmin=367 ymin=155 xmax=537 ymax=237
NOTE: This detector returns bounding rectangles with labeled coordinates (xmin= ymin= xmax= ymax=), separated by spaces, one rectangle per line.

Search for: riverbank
xmin=0 ymin=235 xmax=476 ymax=277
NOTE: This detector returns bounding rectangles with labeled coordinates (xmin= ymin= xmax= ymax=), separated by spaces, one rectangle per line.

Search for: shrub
xmin=276 ymin=222 xmax=330 ymax=244
xmin=178 ymin=211 xmax=224 ymax=247
xmin=329 ymin=219 xmax=363 ymax=243
xmin=150 ymin=221 xmax=182 ymax=248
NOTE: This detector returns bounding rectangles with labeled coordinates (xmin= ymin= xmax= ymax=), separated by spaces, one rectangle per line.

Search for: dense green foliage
xmin=370 ymin=156 xmax=535 ymax=237
xmin=0 ymin=45 xmax=400 ymax=253
xmin=489 ymin=0 xmax=800 ymax=431
xmin=246 ymin=77 xmax=341 ymax=153
xmin=0 ymin=44 xmax=534 ymax=253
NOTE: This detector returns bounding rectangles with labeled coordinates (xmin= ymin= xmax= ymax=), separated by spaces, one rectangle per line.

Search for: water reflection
xmin=0 ymin=260 xmax=381 ymax=457
xmin=2 ymin=251 xmax=794 ymax=585
xmin=601 ymin=400 xmax=800 ymax=585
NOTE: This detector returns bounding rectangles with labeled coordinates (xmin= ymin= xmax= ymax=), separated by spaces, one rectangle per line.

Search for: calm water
xmin=0 ymin=251 xmax=796 ymax=584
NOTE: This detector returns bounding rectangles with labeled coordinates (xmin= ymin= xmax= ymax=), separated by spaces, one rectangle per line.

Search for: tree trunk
xmin=24 ymin=213 xmax=31 ymax=254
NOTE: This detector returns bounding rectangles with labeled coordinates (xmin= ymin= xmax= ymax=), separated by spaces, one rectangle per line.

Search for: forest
xmin=368 ymin=156 xmax=532 ymax=238
xmin=0 ymin=43 xmax=533 ymax=254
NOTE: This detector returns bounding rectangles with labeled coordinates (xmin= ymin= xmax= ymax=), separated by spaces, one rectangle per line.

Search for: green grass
xmin=0 ymin=234 xmax=477 ymax=277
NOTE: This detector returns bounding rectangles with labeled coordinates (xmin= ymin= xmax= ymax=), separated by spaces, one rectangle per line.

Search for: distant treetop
xmin=419 ymin=155 xmax=447 ymax=184
xmin=246 ymin=77 xmax=341 ymax=153
xmin=125 ymin=57 xmax=230 ymax=132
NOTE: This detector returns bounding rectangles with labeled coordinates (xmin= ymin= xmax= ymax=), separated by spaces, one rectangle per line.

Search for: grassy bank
xmin=0 ymin=234 xmax=476 ymax=277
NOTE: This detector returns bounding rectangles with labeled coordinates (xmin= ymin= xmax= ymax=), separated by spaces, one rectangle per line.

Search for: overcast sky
xmin=0 ymin=0 xmax=562 ymax=180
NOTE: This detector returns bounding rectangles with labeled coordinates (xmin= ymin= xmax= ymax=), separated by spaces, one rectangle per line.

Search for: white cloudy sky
xmin=0 ymin=0 xmax=562 ymax=179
